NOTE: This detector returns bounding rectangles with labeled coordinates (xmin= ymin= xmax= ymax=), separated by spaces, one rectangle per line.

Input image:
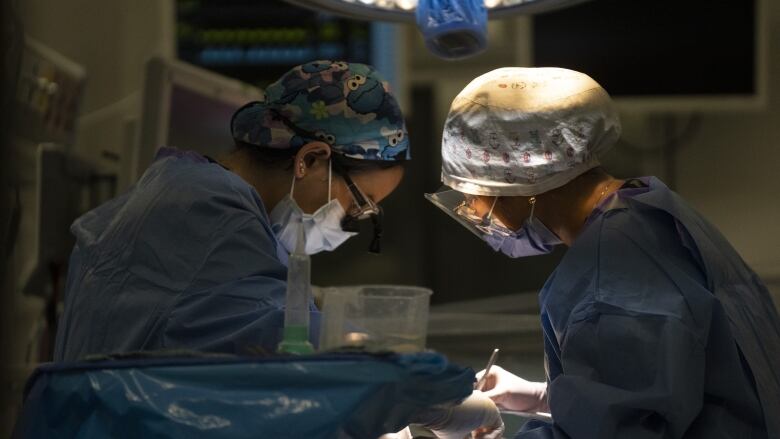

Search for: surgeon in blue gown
xmin=427 ymin=67 xmax=780 ymax=438
xmin=54 ymin=61 xmax=410 ymax=361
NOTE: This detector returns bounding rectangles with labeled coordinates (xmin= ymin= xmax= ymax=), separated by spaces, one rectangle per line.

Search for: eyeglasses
xmin=458 ymin=196 xmax=513 ymax=237
xmin=342 ymin=173 xmax=382 ymax=221
xmin=455 ymin=196 xmax=491 ymax=226
xmin=425 ymin=187 xmax=512 ymax=240
xmin=339 ymin=172 xmax=384 ymax=254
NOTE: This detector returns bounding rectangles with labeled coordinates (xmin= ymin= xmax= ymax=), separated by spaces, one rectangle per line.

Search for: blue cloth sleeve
xmin=161 ymin=282 xmax=286 ymax=355
xmin=517 ymin=221 xmax=710 ymax=439
xmin=517 ymin=314 xmax=705 ymax=439
xmin=157 ymin=178 xmax=302 ymax=355
xmin=161 ymin=284 xmax=321 ymax=355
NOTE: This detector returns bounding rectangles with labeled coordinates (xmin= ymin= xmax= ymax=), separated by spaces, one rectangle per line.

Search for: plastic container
xmin=319 ymin=285 xmax=433 ymax=353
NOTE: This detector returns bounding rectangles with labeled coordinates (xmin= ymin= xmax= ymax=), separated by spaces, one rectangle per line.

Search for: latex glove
xmin=414 ymin=390 xmax=504 ymax=439
xmin=475 ymin=365 xmax=548 ymax=413
xmin=377 ymin=427 xmax=413 ymax=439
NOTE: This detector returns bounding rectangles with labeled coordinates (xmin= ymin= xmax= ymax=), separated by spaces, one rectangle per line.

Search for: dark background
xmin=533 ymin=0 xmax=756 ymax=96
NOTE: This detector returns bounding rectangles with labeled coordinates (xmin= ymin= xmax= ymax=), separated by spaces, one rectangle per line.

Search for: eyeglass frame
xmin=424 ymin=188 xmax=514 ymax=240
xmin=332 ymin=161 xmax=384 ymax=254
xmin=456 ymin=195 xmax=514 ymax=237
xmin=341 ymin=172 xmax=382 ymax=222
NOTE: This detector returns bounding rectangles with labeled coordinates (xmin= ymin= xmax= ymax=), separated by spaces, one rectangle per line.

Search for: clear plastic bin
xmin=319 ymin=285 xmax=433 ymax=353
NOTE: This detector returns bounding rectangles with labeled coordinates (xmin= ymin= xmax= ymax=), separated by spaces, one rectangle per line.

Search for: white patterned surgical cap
xmin=441 ymin=67 xmax=621 ymax=196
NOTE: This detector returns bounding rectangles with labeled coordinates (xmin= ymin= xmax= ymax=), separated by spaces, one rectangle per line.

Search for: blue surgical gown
xmin=517 ymin=177 xmax=780 ymax=439
xmin=54 ymin=148 xmax=308 ymax=361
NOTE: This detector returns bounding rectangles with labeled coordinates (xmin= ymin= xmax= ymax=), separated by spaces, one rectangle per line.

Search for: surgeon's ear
xmin=294 ymin=141 xmax=332 ymax=178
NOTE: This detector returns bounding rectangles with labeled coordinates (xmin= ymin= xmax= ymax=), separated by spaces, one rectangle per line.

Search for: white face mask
xmin=269 ymin=160 xmax=357 ymax=255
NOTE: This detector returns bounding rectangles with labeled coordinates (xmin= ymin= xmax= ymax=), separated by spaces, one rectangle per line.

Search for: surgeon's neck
xmin=220 ymin=151 xmax=291 ymax=215
xmin=536 ymin=169 xmax=622 ymax=246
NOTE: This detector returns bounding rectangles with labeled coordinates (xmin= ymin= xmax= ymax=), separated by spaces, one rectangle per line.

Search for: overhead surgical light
xmin=284 ymin=0 xmax=592 ymax=22
xmin=395 ymin=0 xmax=419 ymax=10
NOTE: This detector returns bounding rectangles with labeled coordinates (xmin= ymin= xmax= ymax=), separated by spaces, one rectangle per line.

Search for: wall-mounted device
xmin=134 ymin=56 xmax=264 ymax=182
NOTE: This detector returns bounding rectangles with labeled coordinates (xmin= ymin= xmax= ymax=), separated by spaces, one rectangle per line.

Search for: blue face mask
xmin=483 ymin=198 xmax=563 ymax=258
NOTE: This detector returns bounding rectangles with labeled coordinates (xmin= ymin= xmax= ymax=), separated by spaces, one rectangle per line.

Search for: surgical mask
xmin=269 ymin=161 xmax=357 ymax=255
xmin=484 ymin=197 xmax=562 ymax=258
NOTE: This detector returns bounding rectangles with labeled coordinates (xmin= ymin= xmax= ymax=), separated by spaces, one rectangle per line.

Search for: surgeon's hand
xmin=476 ymin=365 xmax=548 ymax=413
xmin=414 ymin=390 xmax=504 ymax=439
xmin=377 ymin=426 xmax=413 ymax=439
